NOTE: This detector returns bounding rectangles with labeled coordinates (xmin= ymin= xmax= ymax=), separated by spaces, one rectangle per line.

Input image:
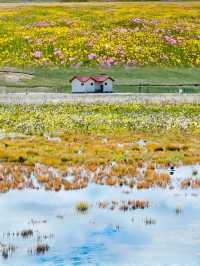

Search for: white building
xmin=70 ymin=76 xmax=114 ymax=93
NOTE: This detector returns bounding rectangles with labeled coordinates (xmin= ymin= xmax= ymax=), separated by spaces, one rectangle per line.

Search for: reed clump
xmin=76 ymin=201 xmax=89 ymax=213
xmin=35 ymin=243 xmax=50 ymax=255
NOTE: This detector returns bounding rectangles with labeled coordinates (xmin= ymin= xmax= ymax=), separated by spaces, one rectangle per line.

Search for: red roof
xmin=70 ymin=76 xmax=115 ymax=83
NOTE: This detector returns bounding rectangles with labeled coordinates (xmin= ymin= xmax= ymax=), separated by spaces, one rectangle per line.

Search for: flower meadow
xmin=0 ymin=103 xmax=199 ymax=135
xmin=0 ymin=3 xmax=200 ymax=67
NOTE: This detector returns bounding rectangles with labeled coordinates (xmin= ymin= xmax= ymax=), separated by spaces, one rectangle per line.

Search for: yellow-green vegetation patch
xmin=0 ymin=102 xmax=198 ymax=184
xmin=0 ymin=131 xmax=199 ymax=170
xmin=0 ymin=130 xmax=199 ymax=193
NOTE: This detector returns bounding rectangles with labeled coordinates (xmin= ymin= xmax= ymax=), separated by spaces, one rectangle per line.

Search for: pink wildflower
xmin=33 ymin=51 xmax=42 ymax=59
xmin=150 ymin=19 xmax=159 ymax=25
xmin=43 ymin=60 xmax=49 ymax=65
xmin=54 ymin=48 xmax=62 ymax=56
xmin=69 ymin=57 xmax=76 ymax=62
xmin=32 ymin=21 xmax=50 ymax=28
xmin=129 ymin=18 xmax=145 ymax=24
xmin=106 ymin=57 xmax=115 ymax=66
xmin=164 ymin=36 xmax=177 ymax=45
xmin=154 ymin=29 xmax=166 ymax=34
xmin=128 ymin=59 xmax=137 ymax=66
xmin=88 ymin=53 xmax=96 ymax=60
xmin=160 ymin=55 xmax=169 ymax=61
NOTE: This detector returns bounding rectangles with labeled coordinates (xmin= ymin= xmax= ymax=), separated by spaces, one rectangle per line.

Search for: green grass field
xmin=0 ymin=66 xmax=200 ymax=93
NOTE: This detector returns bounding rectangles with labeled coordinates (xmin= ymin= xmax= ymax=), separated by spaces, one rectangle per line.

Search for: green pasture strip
xmin=0 ymin=66 xmax=200 ymax=92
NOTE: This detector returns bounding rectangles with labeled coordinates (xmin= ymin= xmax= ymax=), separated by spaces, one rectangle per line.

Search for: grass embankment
xmin=1 ymin=67 xmax=200 ymax=92
xmin=0 ymin=2 xmax=199 ymax=67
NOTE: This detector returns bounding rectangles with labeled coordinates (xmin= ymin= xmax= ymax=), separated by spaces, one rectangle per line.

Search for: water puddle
xmin=0 ymin=165 xmax=200 ymax=265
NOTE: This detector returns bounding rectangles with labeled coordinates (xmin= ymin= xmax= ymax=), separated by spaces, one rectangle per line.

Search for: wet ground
xmin=0 ymin=165 xmax=200 ymax=266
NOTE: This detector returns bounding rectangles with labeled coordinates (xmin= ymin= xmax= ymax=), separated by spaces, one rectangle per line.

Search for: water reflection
xmin=0 ymin=166 xmax=200 ymax=265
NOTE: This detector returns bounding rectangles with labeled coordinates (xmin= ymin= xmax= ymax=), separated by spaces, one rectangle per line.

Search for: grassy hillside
xmin=0 ymin=2 xmax=199 ymax=67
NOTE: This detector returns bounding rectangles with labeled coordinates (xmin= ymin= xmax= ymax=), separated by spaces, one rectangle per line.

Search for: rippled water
xmin=0 ymin=165 xmax=200 ymax=266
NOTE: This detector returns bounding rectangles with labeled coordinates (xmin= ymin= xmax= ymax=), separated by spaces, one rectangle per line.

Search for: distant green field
xmin=0 ymin=66 xmax=200 ymax=93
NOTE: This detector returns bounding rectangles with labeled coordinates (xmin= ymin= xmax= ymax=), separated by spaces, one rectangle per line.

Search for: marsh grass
xmin=35 ymin=244 xmax=49 ymax=255
xmin=144 ymin=217 xmax=156 ymax=225
xmin=192 ymin=169 xmax=198 ymax=176
xmin=175 ymin=206 xmax=182 ymax=215
xmin=21 ymin=229 xmax=33 ymax=239
xmin=1 ymin=245 xmax=16 ymax=260
xmin=76 ymin=201 xmax=89 ymax=213
xmin=98 ymin=200 xmax=149 ymax=211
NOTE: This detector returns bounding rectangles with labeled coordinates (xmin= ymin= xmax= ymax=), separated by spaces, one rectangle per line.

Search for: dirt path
xmin=0 ymin=93 xmax=200 ymax=104
xmin=0 ymin=2 xmax=196 ymax=8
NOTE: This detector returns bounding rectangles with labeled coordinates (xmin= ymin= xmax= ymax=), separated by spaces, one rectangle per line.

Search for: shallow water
xmin=0 ymin=165 xmax=200 ymax=266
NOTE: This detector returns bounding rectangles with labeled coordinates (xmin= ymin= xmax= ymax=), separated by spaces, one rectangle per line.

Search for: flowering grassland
xmin=0 ymin=103 xmax=199 ymax=135
xmin=0 ymin=3 xmax=200 ymax=67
